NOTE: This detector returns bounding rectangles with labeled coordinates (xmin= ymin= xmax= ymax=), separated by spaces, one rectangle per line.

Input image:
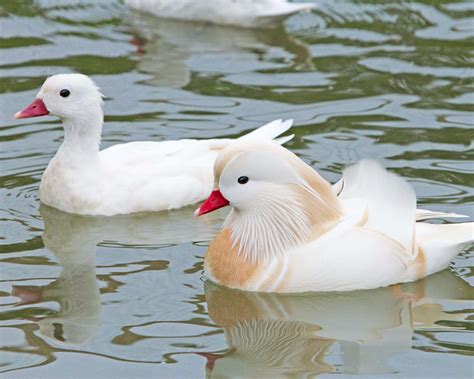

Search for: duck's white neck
xmin=223 ymin=179 xmax=343 ymax=265
xmin=224 ymin=184 xmax=313 ymax=264
xmin=58 ymin=109 xmax=103 ymax=158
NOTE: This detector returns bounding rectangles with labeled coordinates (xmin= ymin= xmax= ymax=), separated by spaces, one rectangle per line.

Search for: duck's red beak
xmin=14 ymin=98 xmax=49 ymax=119
xmin=195 ymin=189 xmax=229 ymax=216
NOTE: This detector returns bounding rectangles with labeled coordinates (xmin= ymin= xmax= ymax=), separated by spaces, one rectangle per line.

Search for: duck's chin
xmin=223 ymin=184 xmax=312 ymax=264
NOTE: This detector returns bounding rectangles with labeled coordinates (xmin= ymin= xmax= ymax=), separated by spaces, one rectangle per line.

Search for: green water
xmin=0 ymin=1 xmax=473 ymax=377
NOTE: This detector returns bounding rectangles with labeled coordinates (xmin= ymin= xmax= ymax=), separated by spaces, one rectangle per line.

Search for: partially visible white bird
xmin=125 ymin=0 xmax=316 ymax=28
xmin=196 ymin=141 xmax=473 ymax=292
xmin=14 ymin=74 xmax=293 ymax=216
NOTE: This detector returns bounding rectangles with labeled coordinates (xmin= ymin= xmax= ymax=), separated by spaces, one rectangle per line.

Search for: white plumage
xmin=198 ymin=141 xmax=473 ymax=292
xmin=126 ymin=0 xmax=315 ymax=28
xmin=286 ymin=161 xmax=472 ymax=291
xmin=14 ymin=74 xmax=293 ymax=216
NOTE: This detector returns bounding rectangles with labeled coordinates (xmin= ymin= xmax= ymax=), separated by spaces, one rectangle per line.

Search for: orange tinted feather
xmin=205 ymin=229 xmax=261 ymax=289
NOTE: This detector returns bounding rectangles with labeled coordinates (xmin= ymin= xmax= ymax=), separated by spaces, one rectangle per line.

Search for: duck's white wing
xmin=338 ymin=160 xmax=417 ymax=256
xmin=99 ymin=118 xmax=294 ymax=166
xmin=283 ymin=161 xmax=472 ymax=292
xmin=99 ymin=139 xmax=218 ymax=214
xmin=285 ymin=225 xmax=411 ymax=292
xmin=95 ymin=120 xmax=293 ymax=215
xmin=283 ymin=161 xmax=418 ymax=292
xmin=416 ymin=222 xmax=473 ymax=276
xmin=100 ymin=139 xmax=214 ymax=167
xmin=333 ymin=180 xmax=467 ymax=221
xmin=336 ymin=160 xmax=472 ymax=277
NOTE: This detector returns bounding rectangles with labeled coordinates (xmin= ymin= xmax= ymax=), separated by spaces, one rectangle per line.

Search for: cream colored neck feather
xmin=224 ymin=183 xmax=338 ymax=264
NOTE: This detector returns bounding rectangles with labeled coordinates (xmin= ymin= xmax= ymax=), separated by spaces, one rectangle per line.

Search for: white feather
xmin=339 ymin=160 xmax=417 ymax=256
xmin=416 ymin=222 xmax=473 ymax=275
xmin=225 ymin=184 xmax=311 ymax=264
xmin=205 ymin=146 xmax=473 ymax=292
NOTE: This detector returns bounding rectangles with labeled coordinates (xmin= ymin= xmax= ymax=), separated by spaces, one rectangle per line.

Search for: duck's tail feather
xmin=274 ymin=134 xmax=295 ymax=145
xmin=415 ymin=209 xmax=468 ymax=221
xmin=340 ymin=160 xmax=417 ymax=256
xmin=416 ymin=222 xmax=473 ymax=276
xmin=239 ymin=119 xmax=294 ymax=145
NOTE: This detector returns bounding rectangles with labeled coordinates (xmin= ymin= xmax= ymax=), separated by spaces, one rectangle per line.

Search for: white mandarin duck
xmin=14 ymin=74 xmax=293 ymax=216
xmin=125 ymin=0 xmax=315 ymax=29
xmin=196 ymin=141 xmax=473 ymax=292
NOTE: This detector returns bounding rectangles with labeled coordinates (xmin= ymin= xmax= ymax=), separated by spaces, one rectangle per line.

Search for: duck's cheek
xmin=42 ymin=98 xmax=71 ymax=118
xmin=220 ymin=188 xmax=240 ymax=208
xmin=41 ymin=100 xmax=59 ymax=117
xmin=222 ymin=185 xmax=256 ymax=209
xmin=224 ymin=197 xmax=247 ymax=213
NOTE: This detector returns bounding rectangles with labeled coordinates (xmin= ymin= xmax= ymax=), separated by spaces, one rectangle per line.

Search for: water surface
xmin=0 ymin=1 xmax=473 ymax=377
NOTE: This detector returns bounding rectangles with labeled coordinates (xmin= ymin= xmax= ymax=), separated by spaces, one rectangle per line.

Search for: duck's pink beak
xmin=195 ymin=189 xmax=229 ymax=216
xmin=14 ymin=98 xmax=49 ymax=119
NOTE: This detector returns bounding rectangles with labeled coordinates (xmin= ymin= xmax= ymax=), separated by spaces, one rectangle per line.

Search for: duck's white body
xmin=40 ymin=123 xmax=291 ymax=216
xmin=260 ymin=205 xmax=472 ymax=293
xmin=198 ymin=142 xmax=473 ymax=292
xmin=15 ymin=74 xmax=293 ymax=216
xmin=126 ymin=0 xmax=315 ymax=28
xmin=40 ymin=139 xmax=213 ymax=215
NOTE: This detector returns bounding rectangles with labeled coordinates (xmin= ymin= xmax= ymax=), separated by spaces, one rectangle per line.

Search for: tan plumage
xmin=198 ymin=141 xmax=473 ymax=292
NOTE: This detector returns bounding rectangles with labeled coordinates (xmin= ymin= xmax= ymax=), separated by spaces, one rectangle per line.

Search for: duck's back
xmin=97 ymin=139 xmax=220 ymax=215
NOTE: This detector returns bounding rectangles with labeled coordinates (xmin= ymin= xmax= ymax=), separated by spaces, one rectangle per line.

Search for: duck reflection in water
xmin=11 ymin=204 xmax=222 ymax=346
xmin=12 ymin=206 xmax=101 ymax=346
xmin=203 ymin=270 xmax=470 ymax=376
xmin=126 ymin=12 xmax=314 ymax=89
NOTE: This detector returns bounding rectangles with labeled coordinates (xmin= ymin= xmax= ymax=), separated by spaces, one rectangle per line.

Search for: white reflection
xmin=204 ymin=270 xmax=470 ymax=376
xmin=125 ymin=11 xmax=313 ymax=88
xmin=11 ymin=205 xmax=222 ymax=346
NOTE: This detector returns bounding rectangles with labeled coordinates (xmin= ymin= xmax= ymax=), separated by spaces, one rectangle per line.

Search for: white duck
xmin=125 ymin=0 xmax=315 ymax=28
xmin=196 ymin=141 xmax=473 ymax=292
xmin=14 ymin=74 xmax=293 ymax=216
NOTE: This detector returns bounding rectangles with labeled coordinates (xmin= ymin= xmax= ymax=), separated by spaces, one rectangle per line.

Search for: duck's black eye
xmin=238 ymin=176 xmax=249 ymax=184
xmin=60 ymin=89 xmax=70 ymax=98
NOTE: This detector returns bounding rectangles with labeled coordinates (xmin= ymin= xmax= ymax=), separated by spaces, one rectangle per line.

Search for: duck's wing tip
xmin=239 ymin=119 xmax=294 ymax=144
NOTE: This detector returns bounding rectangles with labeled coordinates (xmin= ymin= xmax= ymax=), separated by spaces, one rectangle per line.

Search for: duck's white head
xmin=15 ymin=74 xmax=104 ymax=120
xmin=15 ymin=74 xmax=105 ymax=151
xmin=197 ymin=141 xmax=342 ymax=262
